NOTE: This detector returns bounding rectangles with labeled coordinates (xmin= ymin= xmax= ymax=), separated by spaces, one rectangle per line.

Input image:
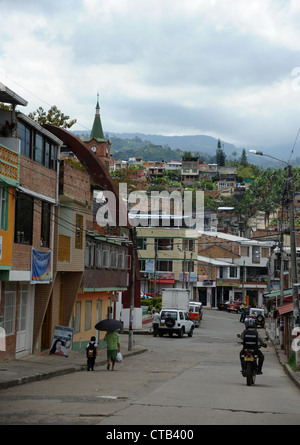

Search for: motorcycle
xmin=241 ymin=347 xmax=260 ymax=386
xmin=237 ymin=334 xmax=262 ymax=386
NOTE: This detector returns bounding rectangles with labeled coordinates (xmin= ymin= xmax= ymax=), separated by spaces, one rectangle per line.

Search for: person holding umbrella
xmin=95 ymin=318 xmax=123 ymax=371
xmin=104 ymin=330 xmax=121 ymax=371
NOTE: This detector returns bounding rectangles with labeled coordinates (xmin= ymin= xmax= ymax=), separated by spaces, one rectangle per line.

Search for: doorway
xmin=41 ymin=294 xmax=52 ymax=350
xmin=16 ymin=283 xmax=33 ymax=356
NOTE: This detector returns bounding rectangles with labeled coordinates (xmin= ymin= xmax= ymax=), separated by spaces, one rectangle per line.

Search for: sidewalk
xmin=0 ymin=323 xmax=152 ymax=390
xmin=265 ymin=324 xmax=300 ymax=390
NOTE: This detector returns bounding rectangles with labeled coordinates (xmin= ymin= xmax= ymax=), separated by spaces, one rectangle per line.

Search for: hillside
xmin=73 ymin=131 xmax=238 ymax=162
xmin=72 ymin=130 xmax=300 ymax=167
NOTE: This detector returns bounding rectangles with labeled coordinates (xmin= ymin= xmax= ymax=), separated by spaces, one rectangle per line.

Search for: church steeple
xmin=90 ymin=93 xmax=106 ymax=142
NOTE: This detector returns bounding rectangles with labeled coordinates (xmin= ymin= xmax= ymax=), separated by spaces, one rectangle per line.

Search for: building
xmin=0 ymin=83 xmax=63 ymax=360
xmin=181 ymin=156 xmax=199 ymax=185
xmin=197 ymin=231 xmax=274 ymax=307
xmin=137 ymin=227 xmax=198 ymax=300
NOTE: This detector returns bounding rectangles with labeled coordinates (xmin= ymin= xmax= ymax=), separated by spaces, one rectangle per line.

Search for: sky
xmin=2 ymin=0 xmax=300 ymax=157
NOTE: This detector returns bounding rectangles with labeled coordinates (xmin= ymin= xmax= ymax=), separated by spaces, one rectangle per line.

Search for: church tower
xmin=85 ymin=93 xmax=111 ymax=171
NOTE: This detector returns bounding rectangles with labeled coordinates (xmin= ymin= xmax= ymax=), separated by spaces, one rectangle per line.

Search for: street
xmin=0 ymin=309 xmax=299 ymax=425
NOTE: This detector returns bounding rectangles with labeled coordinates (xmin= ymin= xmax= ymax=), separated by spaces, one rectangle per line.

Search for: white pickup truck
xmin=158 ymin=308 xmax=194 ymax=338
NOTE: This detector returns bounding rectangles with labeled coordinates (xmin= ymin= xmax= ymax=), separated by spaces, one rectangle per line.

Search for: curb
xmin=266 ymin=329 xmax=300 ymax=391
xmin=0 ymin=347 xmax=148 ymax=390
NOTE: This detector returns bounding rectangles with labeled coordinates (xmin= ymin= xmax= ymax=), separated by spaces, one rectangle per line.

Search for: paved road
xmin=0 ymin=310 xmax=299 ymax=425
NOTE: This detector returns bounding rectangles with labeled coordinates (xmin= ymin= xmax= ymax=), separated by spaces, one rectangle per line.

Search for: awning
xmin=264 ymin=289 xmax=293 ymax=298
xmin=150 ymin=279 xmax=175 ymax=284
xmin=277 ymin=303 xmax=293 ymax=315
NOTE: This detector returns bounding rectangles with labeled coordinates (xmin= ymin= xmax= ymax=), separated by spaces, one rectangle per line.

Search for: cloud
xmin=1 ymin=0 xmax=300 ymax=154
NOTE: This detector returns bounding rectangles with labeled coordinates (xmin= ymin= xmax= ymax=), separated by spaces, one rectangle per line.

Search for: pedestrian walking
xmin=86 ymin=336 xmax=98 ymax=371
xmin=104 ymin=330 xmax=120 ymax=371
xmin=152 ymin=310 xmax=160 ymax=337
xmin=239 ymin=304 xmax=245 ymax=323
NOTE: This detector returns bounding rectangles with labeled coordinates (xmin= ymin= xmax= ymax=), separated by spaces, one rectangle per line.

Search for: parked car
xmin=227 ymin=300 xmax=241 ymax=313
xmin=158 ymin=309 xmax=194 ymax=338
xmin=249 ymin=307 xmax=265 ymax=328
xmin=217 ymin=300 xmax=230 ymax=311
xmin=145 ymin=292 xmax=162 ymax=299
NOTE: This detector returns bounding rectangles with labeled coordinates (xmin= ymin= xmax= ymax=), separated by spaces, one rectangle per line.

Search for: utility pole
xmin=153 ymin=239 xmax=158 ymax=310
xmin=287 ymin=166 xmax=300 ymax=369
xmin=128 ymin=227 xmax=136 ymax=351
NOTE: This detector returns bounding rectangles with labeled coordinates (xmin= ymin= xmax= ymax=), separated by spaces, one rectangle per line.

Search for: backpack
xmin=87 ymin=342 xmax=96 ymax=358
xmin=243 ymin=329 xmax=258 ymax=348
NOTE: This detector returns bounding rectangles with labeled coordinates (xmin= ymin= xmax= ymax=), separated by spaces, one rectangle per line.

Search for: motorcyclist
xmin=238 ymin=318 xmax=267 ymax=375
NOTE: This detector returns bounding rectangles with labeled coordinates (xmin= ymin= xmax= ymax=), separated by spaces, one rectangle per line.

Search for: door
xmin=41 ymin=293 xmax=52 ymax=350
xmin=16 ymin=284 xmax=29 ymax=353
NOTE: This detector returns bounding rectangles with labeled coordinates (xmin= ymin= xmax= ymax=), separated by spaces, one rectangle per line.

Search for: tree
xmin=240 ymin=148 xmax=248 ymax=167
xmin=216 ymin=139 xmax=226 ymax=166
xmin=28 ymin=105 xmax=77 ymax=128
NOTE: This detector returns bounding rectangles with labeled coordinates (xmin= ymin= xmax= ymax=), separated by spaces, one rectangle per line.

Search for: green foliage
xmin=216 ymin=138 xmax=226 ymax=166
xmin=28 ymin=105 xmax=77 ymax=128
xmin=141 ymin=297 xmax=162 ymax=312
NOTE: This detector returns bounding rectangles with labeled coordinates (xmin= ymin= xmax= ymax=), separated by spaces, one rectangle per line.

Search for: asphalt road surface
xmin=0 ymin=309 xmax=299 ymax=425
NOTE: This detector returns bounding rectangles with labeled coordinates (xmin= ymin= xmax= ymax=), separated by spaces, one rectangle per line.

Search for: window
xmin=75 ymin=214 xmax=83 ymax=249
xmin=96 ymin=243 xmax=103 ymax=267
xmin=182 ymin=239 xmax=195 ymax=251
xmin=18 ymin=121 xmax=58 ymax=170
xmin=229 ymin=267 xmax=238 ymax=278
xmin=18 ymin=122 xmax=31 ymax=158
xmin=241 ymin=246 xmax=249 ymax=256
xmin=58 ymin=235 xmax=71 ymax=262
xmin=0 ymin=186 xmax=8 ymax=230
xmin=3 ymin=283 xmax=16 ymax=335
xmin=14 ymin=192 xmax=33 ymax=244
xmin=85 ymin=301 xmax=92 ymax=330
xmin=102 ymin=245 xmax=110 ymax=268
xmin=136 ymin=237 xmax=147 ymax=250
xmin=41 ymin=201 xmax=51 ymax=247
xmin=44 ymin=141 xmax=50 ymax=168
xmin=157 ymin=260 xmax=173 ymax=272
xmin=85 ymin=242 xmax=96 ymax=267
xmin=85 ymin=242 xmax=90 ymax=266
xmin=252 ymin=246 xmax=260 ymax=263
xmin=34 ymin=133 xmax=43 ymax=164
xmin=73 ymin=302 xmax=81 ymax=333
xmin=110 ymin=246 xmax=118 ymax=268
xmin=118 ymin=248 xmax=126 ymax=269
xmin=261 ymin=247 xmax=270 ymax=258
xmin=139 ymin=259 xmax=146 ymax=272
xmin=156 ymin=238 xmax=173 ymax=250
xmin=50 ymin=144 xmax=58 ymax=171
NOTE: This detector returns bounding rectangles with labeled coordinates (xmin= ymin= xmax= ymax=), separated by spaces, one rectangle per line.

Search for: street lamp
xmin=249 ymin=149 xmax=300 ymax=369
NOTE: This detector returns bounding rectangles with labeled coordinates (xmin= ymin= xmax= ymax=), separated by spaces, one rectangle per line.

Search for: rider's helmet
xmin=245 ymin=318 xmax=256 ymax=329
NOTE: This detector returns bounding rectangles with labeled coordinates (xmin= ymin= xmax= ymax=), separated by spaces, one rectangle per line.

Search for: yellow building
xmin=0 ymin=143 xmax=19 ymax=280
xmin=136 ymin=227 xmax=198 ymax=299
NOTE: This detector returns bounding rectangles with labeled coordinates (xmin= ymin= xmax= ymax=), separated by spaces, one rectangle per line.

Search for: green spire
xmin=90 ymin=93 xmax=107 ymax=142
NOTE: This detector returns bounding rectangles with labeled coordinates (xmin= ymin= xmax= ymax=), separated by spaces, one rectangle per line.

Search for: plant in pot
xmin=1 ymin=120 xmax=15 ymax=137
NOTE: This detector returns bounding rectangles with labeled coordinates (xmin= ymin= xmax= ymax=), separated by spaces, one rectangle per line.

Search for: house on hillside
xmin=197 ymin=231 xmax=274 ymax=307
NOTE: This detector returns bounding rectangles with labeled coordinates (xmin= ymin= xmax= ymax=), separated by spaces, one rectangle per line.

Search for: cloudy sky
xmin=2 ymin=0 xmax=300 ymax=156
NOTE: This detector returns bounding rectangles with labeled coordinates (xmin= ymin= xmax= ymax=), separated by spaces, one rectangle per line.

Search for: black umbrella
xmin=95 ymin=318 xmax=123 ymax=332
